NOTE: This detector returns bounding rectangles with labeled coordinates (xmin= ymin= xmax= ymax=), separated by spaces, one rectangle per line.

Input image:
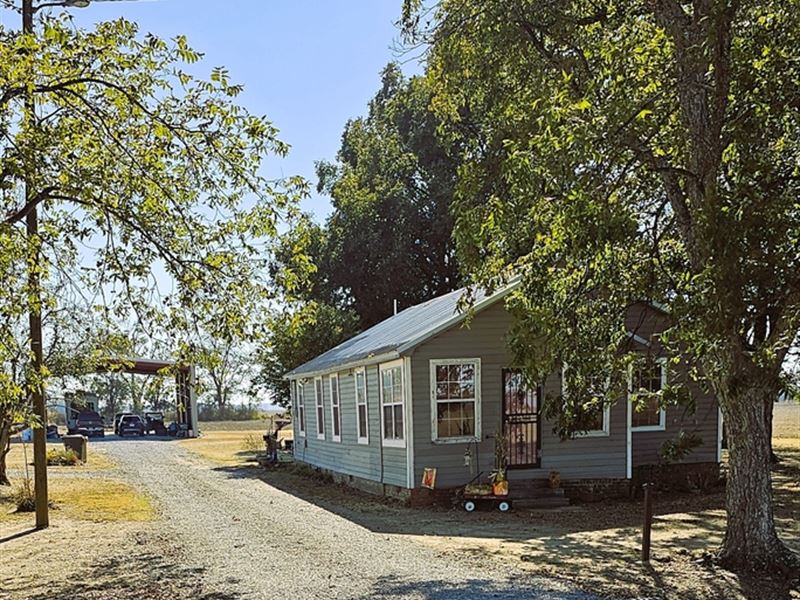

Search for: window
xmin=430 ymin=359 xmax=481 ymax=442
xmin=295 ymin=381 xmax=305 ymax=437
xmin=380 ymin=361 xmax=404 ymax=447
xmin=329 ymin=373 xmax=341 ymax=442
xmin=630 ymin=357 xmax=667 ymax=431
xmin=355 ymin=368 xmax=369 ymax=444
xmin=562 ymin=364 xmax=611 ymax=437
xmin=314 ymin=377 xmax=325 ymax=439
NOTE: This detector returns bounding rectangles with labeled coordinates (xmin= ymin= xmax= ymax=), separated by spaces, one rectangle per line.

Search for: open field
xmin=182 ymin=422 xmax=293 ymax=465
xmin=197 ymin=417 xmax=288 ymax=431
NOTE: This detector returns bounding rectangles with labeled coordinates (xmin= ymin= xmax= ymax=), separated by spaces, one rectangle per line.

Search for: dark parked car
xmin=75 ymin=411 xmax=105 ymax=438
xmin=113 ymin=412 xmax=133 ymax=435
xmin=118 ymin=414 xmax=145 ymax=437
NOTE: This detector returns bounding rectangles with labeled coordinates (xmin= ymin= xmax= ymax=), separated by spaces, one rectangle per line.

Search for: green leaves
xmin=0 ymin=14 xmax=307 ymax=428
xmin=411 ymin=0 xmax=800 ymax=431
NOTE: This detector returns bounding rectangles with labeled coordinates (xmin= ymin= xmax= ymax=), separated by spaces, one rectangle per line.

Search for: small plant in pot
xmin=490 ymin=467 xmax=508 ymax=496
xmin=548 ymin=470 xmax=561 ymax=489
xmin=490 ymin=432 xmax=509 ymax=496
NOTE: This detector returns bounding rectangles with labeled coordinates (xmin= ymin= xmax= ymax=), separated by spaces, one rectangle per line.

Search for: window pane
xmin=448 ymin=382 xmax=461 ymax=399
xmin=436 ymin=365 xmax=448 ymax=383
xmin=333 ymin=407 xmax=340 ymax=436
xmin=299 ymin=406 xmax=305 ymax=431
xmin=447 ymin=364 xmax=460 ymax=381
xmin=383 ymin=405 xmax=393 ymax=438
xmin=633 ymin=396 xmax=661 ymax=427
xmin=358 ymin=405 xmax=367 ymax=438
xmin=393 ymin=405 xmax=404 ymax=439
xmin=461 ymin=364 xmax=474 ymax=382
xmin=436 ymin=383 xmax=449 ymax=400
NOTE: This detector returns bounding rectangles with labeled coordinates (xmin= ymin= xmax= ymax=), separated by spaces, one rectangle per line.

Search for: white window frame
xmin=296 ymin=380 xmax=306 ymax=437
xmin=314 ymin=376 xmax=325 ymax=440
xmin=562 ymin=363 xmax=611 ymax=438
xmin=429 ymin=358 xmax=482 ymax=444
xmin=629 ymin=356 xmax=668 ymax=432
xmin=355 ymin=367 xmax=369 ymax=445
xmin=329 ymin=373 xmax=341 ymax=442
xmin=379 ymin=359 xmax=405 ymax=448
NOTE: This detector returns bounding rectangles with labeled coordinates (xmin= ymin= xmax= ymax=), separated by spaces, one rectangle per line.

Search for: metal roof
xmin=285 ymin=284 xmax=513 ymax=379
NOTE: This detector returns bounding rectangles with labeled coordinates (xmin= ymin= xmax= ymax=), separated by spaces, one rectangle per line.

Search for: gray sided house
xmin=284 ymin=285 xmax=722 ymax=501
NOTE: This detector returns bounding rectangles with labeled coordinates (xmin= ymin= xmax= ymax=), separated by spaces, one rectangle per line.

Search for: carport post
xmin=188 ymin=365 xmax=198 ymax=436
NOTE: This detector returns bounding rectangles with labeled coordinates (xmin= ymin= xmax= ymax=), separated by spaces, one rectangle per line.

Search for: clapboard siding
xmin=290 ymin=364 xmax=407 ymax=487
xmin=410 ymin=302 xmax=628 ymax=488
xmin=625 ymin=303 xmax=720 ymax=467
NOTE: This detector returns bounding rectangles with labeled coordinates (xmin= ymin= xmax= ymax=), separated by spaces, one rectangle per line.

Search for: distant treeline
xmin=197 ymin=402 xmax=264 ymax=422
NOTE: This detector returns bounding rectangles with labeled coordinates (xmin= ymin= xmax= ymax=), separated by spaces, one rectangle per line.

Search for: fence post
xmin=641 ymin=482 xmax=653 ymax=562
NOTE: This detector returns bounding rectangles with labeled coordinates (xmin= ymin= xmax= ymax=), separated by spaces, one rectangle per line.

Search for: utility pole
xmin=21 ymin=0 xmax=50 ymax=530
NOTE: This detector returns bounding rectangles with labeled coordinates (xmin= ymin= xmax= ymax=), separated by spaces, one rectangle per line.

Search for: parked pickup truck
xmin=73 ymin=411 xmax=105 ymax=438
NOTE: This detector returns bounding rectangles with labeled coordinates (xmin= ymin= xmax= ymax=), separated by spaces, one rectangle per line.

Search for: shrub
xmin=46 ymin=448 xmax=79 ymax=466
xmin=12 ymin=479 xmax=35 ymax=512
xmin=240 ymin=433 xmax=263 ymax=453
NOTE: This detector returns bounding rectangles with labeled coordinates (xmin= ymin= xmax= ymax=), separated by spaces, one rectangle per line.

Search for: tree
xmin=314 ymin=64 xmax=461 ymax=328
xmin=404 ymin=0 xmax=800 ymax=572
xmin=254 ymin=302 xmax=359 ymax=409
xmin=0 ymin=13 xmax=303 ymax=504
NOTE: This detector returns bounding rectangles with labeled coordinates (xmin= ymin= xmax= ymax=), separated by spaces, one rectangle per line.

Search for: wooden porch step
xmin=512 ymin=496 xmax=571 ymax=510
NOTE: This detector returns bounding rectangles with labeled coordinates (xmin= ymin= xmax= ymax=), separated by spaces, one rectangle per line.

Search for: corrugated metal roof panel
xmin=285 ymin=286 xmax=498 ymax=378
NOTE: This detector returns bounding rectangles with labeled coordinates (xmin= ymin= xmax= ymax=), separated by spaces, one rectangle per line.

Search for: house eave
xmin=283 ymin=350 xmax=401 ymax=381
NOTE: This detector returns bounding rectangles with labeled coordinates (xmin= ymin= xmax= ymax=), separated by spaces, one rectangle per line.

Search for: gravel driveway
xmin=100 ymin=438 xmax=600 ymax=600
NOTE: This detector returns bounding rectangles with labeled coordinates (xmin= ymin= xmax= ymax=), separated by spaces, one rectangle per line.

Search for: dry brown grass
xmin=180 ymin=428 xmax=292 ymax=465
xmin=4 ymin=440 xmax=115 ymax=472
xmin=1 ymin=441 xmax=153 ymax=524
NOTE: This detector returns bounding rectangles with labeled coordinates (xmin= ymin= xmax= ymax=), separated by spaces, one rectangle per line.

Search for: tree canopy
xmin=257 ymin=64 xmax=464 ymax=405
xmin=0 ymin=13 xmax=304 ymax=481
xmin=404 ymin=0 xmax=799 ymax=572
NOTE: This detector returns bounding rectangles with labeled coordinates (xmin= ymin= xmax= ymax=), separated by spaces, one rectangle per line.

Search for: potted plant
xmin=548 ymin=470 xmax=561 ymax=489
xmin=490 ymin=433 xmax=509 ymax=496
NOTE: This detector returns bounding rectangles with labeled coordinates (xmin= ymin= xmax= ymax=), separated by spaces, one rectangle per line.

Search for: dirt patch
xmin=0 ymin=519 xmax=218 ymax=600
xmin=246 ymin=439 xmax=799 ymax=600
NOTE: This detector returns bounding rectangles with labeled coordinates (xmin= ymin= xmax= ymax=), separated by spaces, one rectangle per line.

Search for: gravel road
xmin=101 ymin=439 xmax=600 ymax=600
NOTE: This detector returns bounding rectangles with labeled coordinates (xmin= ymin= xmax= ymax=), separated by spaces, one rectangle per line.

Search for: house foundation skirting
xmin=631 ymin=461 xmax=721 ymax=494
xmin=563 ymin=461 xmax=722 ymax=502
xmin=295 ymin=460 xmax=411 ymax=501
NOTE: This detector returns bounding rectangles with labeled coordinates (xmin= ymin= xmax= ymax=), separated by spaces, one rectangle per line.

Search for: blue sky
xmin=60 ymin=0 xmax=419 ymax=221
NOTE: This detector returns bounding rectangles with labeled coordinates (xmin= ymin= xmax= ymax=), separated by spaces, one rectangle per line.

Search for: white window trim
xmin=630 ymin=357 xmax=668 ymax=432
xmin=354 ymin=367 xmax=369 ymax=445
xmin=296 ymin=381 xmax=306 ymax=437
xmin=562 ymin=363 xmax=611 ymax=438
xmin=314 ymin=376 xmax=325 ymax=440
xmin=329 ymin=373 xmax=341 ymax=442
xmin=429 ymin=358 xmax=482 ymax=444
xmin=379 ymin=358 xmax=406 ymax=448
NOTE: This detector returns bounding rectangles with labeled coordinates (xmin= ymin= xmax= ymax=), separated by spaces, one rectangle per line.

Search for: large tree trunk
xmin=765 ymin=395 xmax=780 ymax=464
xmin=718 ymin=382 xmax=797 ymax=572
xmin=0 ymin=421 xmax=11 ymax=486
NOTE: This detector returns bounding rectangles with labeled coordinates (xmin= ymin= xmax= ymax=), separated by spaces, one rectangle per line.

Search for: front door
xmin=502 ymin=369 xmax=541 ymax=468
